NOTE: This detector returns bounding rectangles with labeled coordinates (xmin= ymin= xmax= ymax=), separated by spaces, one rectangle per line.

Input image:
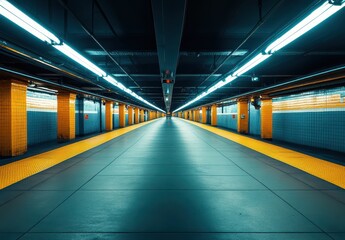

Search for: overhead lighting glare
xmin=103 ymin=75 xmax=165 ymax=112
xmin=265 ymin=1 xmax=345 ymax=54
xmin=173 ymin=1 xmax=344 ymax=113
xmin=0 ymin=0 xmax=164 ymax=113
xmin=233 ymin=53 xmax=271 ymax=77
xmin=53 ymin=43 xmax=106 ymax=77
xmin=0 ymin=0 xmax=60 ymax=44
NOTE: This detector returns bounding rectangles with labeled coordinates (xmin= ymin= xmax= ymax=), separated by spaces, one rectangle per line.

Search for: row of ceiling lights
xmin=1 ymin=0 xmax=344 ymax=114
xmin=0 ymin=0 xmax=165 ymax=113
xmin=173 ymin=0 xmax=345 ymax=113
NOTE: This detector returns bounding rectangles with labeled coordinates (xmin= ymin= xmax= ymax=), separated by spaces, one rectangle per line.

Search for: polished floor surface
xmin=0 ymin=118 xmax=344 ymax=240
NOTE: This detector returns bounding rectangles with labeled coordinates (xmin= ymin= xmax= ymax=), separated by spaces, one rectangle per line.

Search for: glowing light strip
xmin=173 ymin=0 xmax=344 ymax=113
xmin=0 ymin=0 xmax=164 ymax=112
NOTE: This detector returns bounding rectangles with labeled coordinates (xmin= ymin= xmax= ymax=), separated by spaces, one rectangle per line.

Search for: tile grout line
xmin=183 ymin=119 xmax=335 ymax=239
xmin=15 ymin=122 xmax=154 ymax=240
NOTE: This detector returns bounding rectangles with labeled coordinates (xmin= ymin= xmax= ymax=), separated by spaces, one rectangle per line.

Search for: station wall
xmin=27 ymin=90 xmax=57 ymax=146
xmin=273 ymin=87 xmax=345 ymax=153
xmin=216 ymin=104 xmax=237 ymax=131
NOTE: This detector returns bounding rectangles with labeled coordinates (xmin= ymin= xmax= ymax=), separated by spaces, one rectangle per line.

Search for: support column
xmin=237 ymin=98 xmax=249 ymax=134
xmin=178 ymin=112 xmax=182 ymax=118
xmin=135 ymin=108 xmax=140 ymax=124
xmin=105 ymin=101 xmax=113 ymax=131
xmin=201 ymin=106 xmax=207 ymax=124
xmin=119 ymin=103 xmax=126 ymax=127
xmin=193 ymin=110 xmax=197 ymax=121
xmin=57 ymin=92 xmax=76 ymax=141
xmin=211 ymin=104 xmax=217 ymax=126
xmin=0 ymin=80 xmax=27 ymax=157
xmin=261 ymin=96 xmax=273 ymax=139
xmin=189 ymin=110 xmax=192 ymax=121
xmin=128 ymin=106 xmax=133 ymax=125
xmin=140 ymin=109 xmax=145 ymax=122
xmin=195 ymin=109 xmax=200 ymax=122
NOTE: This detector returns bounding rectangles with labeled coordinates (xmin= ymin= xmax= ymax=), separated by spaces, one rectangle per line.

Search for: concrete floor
xmin=0 ymin=118 xmax=344 ymax=240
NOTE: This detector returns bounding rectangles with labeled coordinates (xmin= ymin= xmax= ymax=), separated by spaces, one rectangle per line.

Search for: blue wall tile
xmin=249 ymin=103 xmax=261 ymax=136
xmin=27 ymin=91 xmax=57 ymax=146
xmin=217 ymin=104 xmax=237 ymax=130
xmin=273 ymin=87 xmax=345 ymax=153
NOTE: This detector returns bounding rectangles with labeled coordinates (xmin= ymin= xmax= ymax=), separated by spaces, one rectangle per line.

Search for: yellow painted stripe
xmin=0 ymin=120 xmax=157 ymax=190
xmin=183 ymin=119 xmax=345 ymax=189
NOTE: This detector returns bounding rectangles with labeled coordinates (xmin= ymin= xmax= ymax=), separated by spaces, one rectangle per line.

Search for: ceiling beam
xmin=152 ymin=0 xmax=186 ymax=113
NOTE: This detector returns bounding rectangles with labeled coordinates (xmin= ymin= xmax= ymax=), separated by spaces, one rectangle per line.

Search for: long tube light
xmin=0 ymin=0 xmax=164 ymax=112
xmin=53 ymin=43 xmax=106 ymax=77
xmin=265 ymin=1 xmax=345 ymax=54
xmin=0 ymin=0 xmax=60 ymax=44
xmin=173 ymin=0 xmax=344 ymax=113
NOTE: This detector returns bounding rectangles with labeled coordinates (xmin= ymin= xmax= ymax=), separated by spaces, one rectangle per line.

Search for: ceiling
xmin=1 ymin=0 xmax=345 ymax=112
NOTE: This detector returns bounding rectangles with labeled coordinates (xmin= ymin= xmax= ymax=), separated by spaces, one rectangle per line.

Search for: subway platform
xmin=0 ymin=118 xmax=344 ymax=240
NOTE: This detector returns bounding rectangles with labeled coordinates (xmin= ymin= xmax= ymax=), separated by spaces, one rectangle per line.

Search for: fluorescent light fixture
xmin=173 ymin=1 xmax=344 ymax=113
xmin=103 ymin=75 xmax=165 ymax=112
xmin=233 ymin=53 xmax=271 ymax=77
xmin=53 ymin=43 xmax=106 ymax=77
xmin=0 ymin=0 xmax=60 ymax=44
xmin=0 ymin=0 xmax=164 ymax=113
xmin=265 ymin=1 xmax=345 ymax=54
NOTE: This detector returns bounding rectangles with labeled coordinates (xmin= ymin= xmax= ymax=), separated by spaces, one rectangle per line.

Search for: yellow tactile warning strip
xmin=183 ymin=119 xmax=345 ymax=189
xmin=0 ymin=119 xmax=157 ymax=190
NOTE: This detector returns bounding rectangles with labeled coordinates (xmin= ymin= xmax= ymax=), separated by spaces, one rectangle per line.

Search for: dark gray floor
xmin=1 ymin=118 xmax=345 ymax=240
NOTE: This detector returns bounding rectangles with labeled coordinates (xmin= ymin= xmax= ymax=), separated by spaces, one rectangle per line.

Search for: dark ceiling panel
xmin=0 ymin=0 xmax=344 ymax=112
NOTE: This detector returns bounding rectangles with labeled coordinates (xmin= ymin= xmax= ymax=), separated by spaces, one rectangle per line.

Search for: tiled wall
xmin=273 ymin=87 xmax=345 ymax=153
xmin=217 ymin=104 xmax=237 ymax=131
xmin=75 ymin=97 xmax=102 ymax=136
xmin=249 ymin=103 xmax=261 ymax=136
xmin=27 ymin=90 xmax=57 ymax=146
xmin=113 ymin=105 xmax=120 ymax=128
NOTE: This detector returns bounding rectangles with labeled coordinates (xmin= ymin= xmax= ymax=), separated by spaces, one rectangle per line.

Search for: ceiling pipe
xmin=196 ymin=0 xmax=285 ymax=89
xmin=0 ymin=66 xmax=152 ymax=110
xmin=58 ymin=0 xmax=142 ymax=90
xmin=184 ymin=64 xmax=345 ymax=110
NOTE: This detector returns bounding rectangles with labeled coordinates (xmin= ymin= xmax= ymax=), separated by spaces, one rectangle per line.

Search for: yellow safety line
xmin=0 ymin=120 xmax=157 ymax=190
xmin=182 ymin=119 xmax=345 ymax=189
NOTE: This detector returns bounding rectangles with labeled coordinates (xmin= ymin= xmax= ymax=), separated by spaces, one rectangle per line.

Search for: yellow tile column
xmin=134 ymin=108 xmax=140 ymax=124
xmin=128 ymin=106 xmax=133 ymax=125
xmin=237 ymin=98 xmax=249 ymax=134
xmin=261 ymin=96 xmax=273 ymax=139
xmin=140 ymin=109 xmax=145 ymax=122
xmin=211 ymin=104 xmax=217 ymax=126
xmin=195 ymin=109 xmax=200 ymax=122
xmin=57 ymin=92 xmax=76 ymax=141
xmin=202 ymin=106 xmax=207 ymax=124
xmin=105 ymin=101 xmax=113 ymax=131
xmin=178 ymin=112 xmax=182 ymax=118
xmin=193 ymin=110 xmax=196 ymax=121
xmin=0 ymin=80 xmax=27 ymax=157
xmin=119 ymin=103 xmax=126 ymax=127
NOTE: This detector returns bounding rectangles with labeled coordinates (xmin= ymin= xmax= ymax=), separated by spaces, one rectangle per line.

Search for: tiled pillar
xmin=201 ymin=106 xmax=207 ymax=124
xmin=261 ymin=96 xmax=273 ymax=139
xmin=119 ymin=103 xmax=126 ymax=127
xmin=105 ymin=101 xmax=113 ymax=131
xmin=237 ymin=98 xmax=249 ymax=134
xmin=128 ymin=106 xmax=133 ymax=125
xmin=195 ymin=109 xmax=200 ymax=122
xmin=211 ymin=104 xmax=217 ymax=126
xmin=178 ymin=112 xmax=182 ymax=118
xmin=140 ymin=109 xmax=145 ymax=122
xmin=135 ymin=108 xmax=140 ymax=124
xmin=0 ymin=80 xmax=27 ymax=157
xmin=57 ymin=92 xmax=76 ymax=141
